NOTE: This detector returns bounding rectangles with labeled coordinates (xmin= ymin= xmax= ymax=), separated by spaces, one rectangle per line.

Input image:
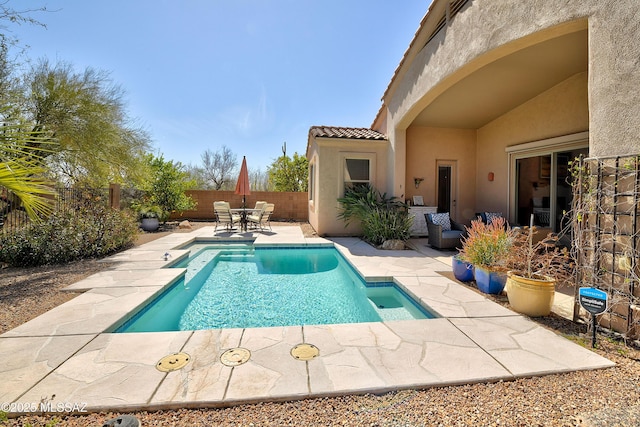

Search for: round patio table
xmin=230 ymin=208 xmax=260 ymax=232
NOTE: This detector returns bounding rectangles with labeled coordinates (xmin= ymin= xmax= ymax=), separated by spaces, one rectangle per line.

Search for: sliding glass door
xmin=508 ymin=135 xmax=588 ymax=233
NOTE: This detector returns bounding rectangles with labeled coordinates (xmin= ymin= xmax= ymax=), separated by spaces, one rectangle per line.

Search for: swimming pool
xmin=116 ymin=244 xmax=436 ymax=332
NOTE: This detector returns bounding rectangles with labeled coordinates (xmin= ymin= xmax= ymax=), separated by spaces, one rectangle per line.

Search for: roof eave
xmin=379 ymin=0 xmax=445 ymax=104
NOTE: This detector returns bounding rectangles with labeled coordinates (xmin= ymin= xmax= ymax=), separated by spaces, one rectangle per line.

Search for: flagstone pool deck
xmin=0 ymin=226 xmax=613 ymax=415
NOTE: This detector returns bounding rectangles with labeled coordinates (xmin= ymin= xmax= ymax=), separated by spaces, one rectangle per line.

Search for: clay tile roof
xmin=309 ymin=126 xmax=387 ymax=140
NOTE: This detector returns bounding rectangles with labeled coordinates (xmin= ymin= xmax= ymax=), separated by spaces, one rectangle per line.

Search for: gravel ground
xmin=1 ymin=222 xmax=639 ymax=427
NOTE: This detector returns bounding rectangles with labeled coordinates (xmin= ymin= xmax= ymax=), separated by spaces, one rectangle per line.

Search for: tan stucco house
xmin=307 ymin=0 xmax=640 ymax=237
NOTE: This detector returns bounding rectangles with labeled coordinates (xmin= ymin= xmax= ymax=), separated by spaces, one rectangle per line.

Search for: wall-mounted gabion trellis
xmin=572 ymin=155 xmax=640 ymax=339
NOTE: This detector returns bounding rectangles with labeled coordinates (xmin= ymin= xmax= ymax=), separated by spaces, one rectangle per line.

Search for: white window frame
xmin=505 ymin=131 xmax=589 ymax=228
xmin=308 ymin=160 xmax=316 ymax=211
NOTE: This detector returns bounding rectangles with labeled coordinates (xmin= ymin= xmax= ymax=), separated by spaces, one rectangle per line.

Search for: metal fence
xmin=0 ymin=186 xmax=109 ymax=235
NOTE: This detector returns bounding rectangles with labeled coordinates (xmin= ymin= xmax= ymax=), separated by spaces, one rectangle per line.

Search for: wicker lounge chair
xmin=425 ymin=212 xmax=466 ymax=250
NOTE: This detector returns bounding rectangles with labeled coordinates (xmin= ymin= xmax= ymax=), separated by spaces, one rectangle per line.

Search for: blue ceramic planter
xmin=474 ymin=266 xmax=506 ymax=294
xmin=452 ymin=256 xmax=474 ymax=282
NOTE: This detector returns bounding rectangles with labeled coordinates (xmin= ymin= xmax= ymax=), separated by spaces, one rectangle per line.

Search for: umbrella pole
xmin=242 ymin=196 xmax=247 ymax=231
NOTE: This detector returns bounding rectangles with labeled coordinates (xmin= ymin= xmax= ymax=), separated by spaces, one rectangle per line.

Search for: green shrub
xmin=336 ymin=184 xmax=384 ymax=227
xmin=337 ymin=184 xmax=411 ymax=246
xmin=0 ymin=202 xmax=138 ymax=267
xmin=143 ymin=154 xmax=197 ymax=220
xmin=131 ymin=202 xmax=166 ymax=221
xmin=361 ymin=207 xmax=412 ymax=246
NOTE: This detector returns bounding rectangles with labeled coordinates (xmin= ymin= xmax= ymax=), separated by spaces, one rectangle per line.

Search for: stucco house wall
xmin=405 ymin=127 xmax=477 ymax=222
xmin=402 ymin=66 xmax=588 ymax=224
xmin=309 ymin=0 xmax=639 ymax=234
xmin=307 ymin=132 xmax=389 ymax=236
xmin=587 ymin=2 xmax=640 ymax=156
xmin=475 ymin=72 xmax=589 ymax=214
xmin=382 ymin=0 xmax=640 ymax=203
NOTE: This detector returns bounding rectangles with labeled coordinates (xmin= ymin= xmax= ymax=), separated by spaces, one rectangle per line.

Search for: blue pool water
xmin=116 ymin=244 xmax=435 ymax=332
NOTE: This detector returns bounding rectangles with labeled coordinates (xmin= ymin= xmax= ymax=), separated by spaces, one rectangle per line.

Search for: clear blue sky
xmin=14 ymin=1 xmax=429 ymax=172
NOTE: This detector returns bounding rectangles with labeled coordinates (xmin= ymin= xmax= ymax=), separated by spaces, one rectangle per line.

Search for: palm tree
xmin=0 ymin=121 xmax=55 ymax=221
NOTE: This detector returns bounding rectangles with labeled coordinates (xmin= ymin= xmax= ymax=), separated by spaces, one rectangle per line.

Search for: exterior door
xmin=436 ymin=160 xmax=457 ymax=217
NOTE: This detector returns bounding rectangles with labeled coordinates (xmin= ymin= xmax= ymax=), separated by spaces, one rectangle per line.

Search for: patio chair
xmin=475 ymin=211 xmax=517 ymax=230
xmin=214 ymin=201 xmax=240 ymax=231
xmin=247 ymin=203 xmax=274 ymax=231
xmin=475 ymin=211 xmax=505 ymax=225
xmin=425 ymin=212 xmax=466 ymax=250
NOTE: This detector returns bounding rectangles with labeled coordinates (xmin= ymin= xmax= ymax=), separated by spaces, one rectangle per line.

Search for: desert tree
xmin=183 ymin=162 xmax=208 ymax=189
xmin=267 ymin=142 xmax=308 ymax=192
xmin=23 ymin=59 xmax=151 ymax=187
xmin=249 ymin=167 xmax=270 ymax=191
xmin=200 ymin=145 xmax=237 ymax=190
xmin=136 ymin=154 xmax=197 ymax=221
xmin=0 ymin=1 xmax=48 ymax=52
xmin=0 ymin=8 xmax=54 ymax=221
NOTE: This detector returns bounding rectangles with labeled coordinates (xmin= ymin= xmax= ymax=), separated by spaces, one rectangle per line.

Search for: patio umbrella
xmin=235 ymin=156 xmax=251 ymax=208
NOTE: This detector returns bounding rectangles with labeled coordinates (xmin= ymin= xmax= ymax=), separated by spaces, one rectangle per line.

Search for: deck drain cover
xmin=291 ymin=343 xmax=319 ymax=361
xmin=220 ymin=348 xmax=251 ymax=366
xmin=156 ymin=352 xmax=190 ymax=372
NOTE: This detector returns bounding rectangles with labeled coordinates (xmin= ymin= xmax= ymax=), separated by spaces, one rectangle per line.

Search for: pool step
xmin=218 ymin=253 xmax=256 ymax=262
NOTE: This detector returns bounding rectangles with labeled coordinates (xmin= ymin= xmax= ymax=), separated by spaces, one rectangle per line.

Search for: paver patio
xmin=0 ymin=226 xmax=613 ymax=415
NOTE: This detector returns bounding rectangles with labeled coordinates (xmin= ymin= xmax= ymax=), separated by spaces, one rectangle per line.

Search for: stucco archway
xmin=398 ymin=22 xmax=589 ymax=222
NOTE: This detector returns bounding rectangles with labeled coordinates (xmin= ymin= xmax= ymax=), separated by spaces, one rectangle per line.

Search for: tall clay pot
xmin=474 ymin=266 xmax=507 ymax=294
xmin=506 ymin=271 xmax=556 ymax=317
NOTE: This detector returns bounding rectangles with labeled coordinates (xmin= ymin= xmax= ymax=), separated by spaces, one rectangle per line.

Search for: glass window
xmin=514 ymin=148 xmax=588 ymax=231
xmin=344 ymin=159 xmax=370 ymax=184
xmin=309 ymin=163 xmax=315 ymax=202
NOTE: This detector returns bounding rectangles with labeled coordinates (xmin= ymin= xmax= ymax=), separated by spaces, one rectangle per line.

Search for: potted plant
xmin=452 ymin=254 xmax=474 ymax=282
xmin=504 ymin=216 xmax=575 ymax=317
xmin=136 ymin=204 xmax=165 ymax=232
xmin=458 ymin=217 xmax=514 ymax=294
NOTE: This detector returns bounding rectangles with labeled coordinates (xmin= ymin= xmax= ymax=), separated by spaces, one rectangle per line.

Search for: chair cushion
xmin=430 ymin=213 xmax=452 ymax=231
xmin=484 ymin=212 xmax=503 ymax=225
xmin=442 ymin=230 xmax=464 ymax=239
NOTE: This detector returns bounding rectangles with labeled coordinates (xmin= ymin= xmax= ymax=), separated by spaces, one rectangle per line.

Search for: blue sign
xmin=579 ymin=287 xmax=608 ymax=315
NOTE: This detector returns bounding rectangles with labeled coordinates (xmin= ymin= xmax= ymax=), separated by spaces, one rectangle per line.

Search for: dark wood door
xmin=437 ymin=166 xmax=451 ymax=213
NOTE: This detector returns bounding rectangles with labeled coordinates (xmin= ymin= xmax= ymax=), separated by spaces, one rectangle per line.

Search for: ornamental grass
xmin=458 ymin=217 xmax=514 ymax=271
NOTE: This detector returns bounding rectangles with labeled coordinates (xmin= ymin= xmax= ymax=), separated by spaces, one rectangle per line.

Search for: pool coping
xmin=0 ymin=226 xmax=614 ymax=415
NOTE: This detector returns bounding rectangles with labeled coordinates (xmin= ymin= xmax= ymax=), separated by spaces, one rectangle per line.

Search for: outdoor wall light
xmin=414 ymin=177 xmax=425 ymax=188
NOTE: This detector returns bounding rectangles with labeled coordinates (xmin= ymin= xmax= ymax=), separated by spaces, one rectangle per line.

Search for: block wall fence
xmin=168 ymin=190 xmax=309 ymax=222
